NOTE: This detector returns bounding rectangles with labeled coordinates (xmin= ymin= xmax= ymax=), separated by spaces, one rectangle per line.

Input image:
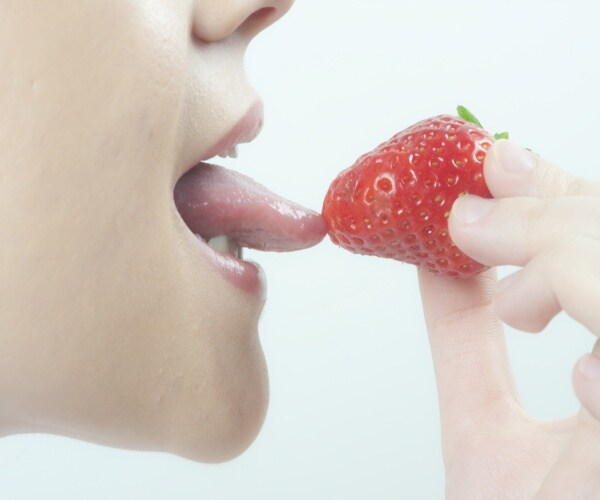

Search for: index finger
xmin=419 ymin=268 xmax=521 ymax=460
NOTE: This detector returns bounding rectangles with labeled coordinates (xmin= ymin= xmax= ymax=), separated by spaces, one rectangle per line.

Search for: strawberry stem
xmin=457 ymin=105 xmax=510 ymax=141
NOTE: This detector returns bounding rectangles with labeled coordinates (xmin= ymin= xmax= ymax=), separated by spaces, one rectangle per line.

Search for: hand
xmin=420 ymin=140 xmax=600 ymax=499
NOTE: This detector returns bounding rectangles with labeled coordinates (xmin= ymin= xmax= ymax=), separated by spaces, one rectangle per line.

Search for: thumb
xmin=483 ymin=139 xmax=600 ymax=199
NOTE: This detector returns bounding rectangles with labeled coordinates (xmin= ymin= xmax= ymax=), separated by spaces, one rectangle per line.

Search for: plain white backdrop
xmin=2 ymin=1 xmax=600 ymax=498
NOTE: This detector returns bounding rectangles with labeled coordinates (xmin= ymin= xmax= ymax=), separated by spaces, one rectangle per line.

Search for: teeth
xmin=207 ymin=235 xmax=229 ymax=253
xmin=232 ymin=240 xmax=243 ymax=259
xmin=206 ymin=235 xmax=243 ymax=259
xmin=217 ymin=145 xmax=239 ymax=159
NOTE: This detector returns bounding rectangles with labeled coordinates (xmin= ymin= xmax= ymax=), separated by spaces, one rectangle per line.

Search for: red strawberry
xmin=322 ymin=106 xmax=507 ymax=279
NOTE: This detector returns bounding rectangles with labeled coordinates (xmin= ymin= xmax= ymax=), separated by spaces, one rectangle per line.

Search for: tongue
xmin=174 ymin=163 xmax=327 ymax=252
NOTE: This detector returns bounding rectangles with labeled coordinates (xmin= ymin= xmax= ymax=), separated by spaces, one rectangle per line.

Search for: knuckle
xmin=565 ymin=174 xmax=600 ymax=197
xmin=533 ymin=157 xmax=586 ymax=198
xmin=535 ymin=159 xmax=576 ymax=197
xmin=542 ymin=163 xmax=599 ymax=198
xmin=531 ymin=159 xmax=562 ymax=196
xmin=541 ymin=234 xmax=582 ymax=266
xmin=539 ymin=234 xmax=587 ymax=291
xmin=555 ymin=233 xmax=590 ymax=256
xmin=522 ymin=198 xmax=550 ymax=255
xmin=529 ymin=153 xmax=600 ymax=198
xmin=522 ymin=200 xmax=598 ymax=261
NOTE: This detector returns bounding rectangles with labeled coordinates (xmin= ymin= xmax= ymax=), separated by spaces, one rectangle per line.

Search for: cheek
xmin=0 ymin=0 xmax=268 ymax=459
xmin=1 ymin=0 xmax=191 ymax=364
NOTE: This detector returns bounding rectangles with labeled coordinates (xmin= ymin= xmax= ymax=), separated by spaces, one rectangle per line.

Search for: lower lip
xmin=192 ymin=235 xmax=267 ymax=300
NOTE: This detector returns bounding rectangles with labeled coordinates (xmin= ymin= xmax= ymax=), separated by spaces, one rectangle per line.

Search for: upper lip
xmin=200 ymin=102 xmax=264 ymax=162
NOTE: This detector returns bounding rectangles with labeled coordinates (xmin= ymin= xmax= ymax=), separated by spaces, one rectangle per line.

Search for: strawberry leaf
xmin=457 ymin=105 xmax=510 ymax=141
xmin=457 ymin=105 xmax=483 ymax=128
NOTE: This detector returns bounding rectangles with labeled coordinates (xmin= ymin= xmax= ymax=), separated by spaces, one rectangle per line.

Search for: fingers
xmin=573 ymin=340 xmax=600 ymax=421
xmin=535 ymin=342 xmax=600 ymax=497
xmin=493 ymin=236 xmax=600 ymax=335
xmin=418 ymin=268 xmax=521 ymax=462
xmin=449 ymin=169 xmax=600 ymax=336
xmin=533 ymin=407 xmax=600 ymax=499
xmin=449 ymin=194 xmax=600 ymax=267
xmin=483 ymin=139 xmax=600 ymax=199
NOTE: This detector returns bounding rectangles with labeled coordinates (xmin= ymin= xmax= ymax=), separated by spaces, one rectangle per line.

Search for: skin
xmin=420 ymin=140 xmax=600 ymax=498
xmin=2 ymin=0 xmax=600 ymax=493
xmin=0 ymin=0 xmax=292 ymax=463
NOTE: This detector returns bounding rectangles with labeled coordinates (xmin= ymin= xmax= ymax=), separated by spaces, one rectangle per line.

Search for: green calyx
xmin=457 ymin=105 xmax=509 ymax=141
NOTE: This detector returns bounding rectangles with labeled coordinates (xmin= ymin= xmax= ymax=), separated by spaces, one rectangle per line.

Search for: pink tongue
xmin=174 ymin=163 xmax=327 ymax=251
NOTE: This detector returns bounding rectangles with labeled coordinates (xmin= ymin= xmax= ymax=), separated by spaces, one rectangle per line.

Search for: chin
xmin=165 ymin=336 xmax=270 ymax=464
xmin=172 ymin=391 xmax=270 ymax=464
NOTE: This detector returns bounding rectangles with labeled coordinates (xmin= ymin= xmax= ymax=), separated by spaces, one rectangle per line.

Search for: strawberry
xmin=322 ymin=106 xmax=508 ymax=279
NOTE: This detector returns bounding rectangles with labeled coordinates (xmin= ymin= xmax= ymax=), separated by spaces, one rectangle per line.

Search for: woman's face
xmin=0 ymin=0 xmax=324 ymax=462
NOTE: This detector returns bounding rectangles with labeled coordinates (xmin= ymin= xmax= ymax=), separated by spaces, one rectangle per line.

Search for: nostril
xmin=192 ymin=0 xmax=294 ymax=44
xmin=239 ymin=7 xmax=278 ymax=37
xmin=191 ymin=0 xmax=294 ymax=43
xmin=192 ymin=7 xmax=278 ymax=44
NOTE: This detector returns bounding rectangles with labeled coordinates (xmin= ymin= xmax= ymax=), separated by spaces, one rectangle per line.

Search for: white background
xmin=2 ymin=1 xmax=600 ymax=498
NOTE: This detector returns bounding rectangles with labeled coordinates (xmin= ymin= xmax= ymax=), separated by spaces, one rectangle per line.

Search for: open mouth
xmin=173 ymin=102 xmax=327 ymax=296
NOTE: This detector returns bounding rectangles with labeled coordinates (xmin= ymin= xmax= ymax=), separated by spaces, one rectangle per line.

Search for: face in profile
xmin=0 ymin=0 xmax=324 ymax=462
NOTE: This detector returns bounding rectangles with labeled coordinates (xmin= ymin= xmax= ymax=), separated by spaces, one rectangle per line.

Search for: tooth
xmin=206 ymin=235 xmax=244 ymax=259
xmin=228 ymin=145 xmax=239 ymax=158
xmin=218 ymin=152 xmax=227 ymax=158
xmin=228 ymin=239 xmax=242 ymax=259
xmin=207 ymin=235 xmax=230 ymax=254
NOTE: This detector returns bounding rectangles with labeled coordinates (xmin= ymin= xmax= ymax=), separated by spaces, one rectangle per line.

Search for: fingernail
xmin=452 ymin=196 xmax=496 ymax=224
xmin=578 ymin=354 xmax=600 ymax=380
xmin=493 ymin=140 xmax=536 ymax=174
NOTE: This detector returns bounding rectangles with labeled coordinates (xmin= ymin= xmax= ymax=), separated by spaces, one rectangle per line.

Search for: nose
xmin=192 ymin=0 xmax=294 ymax=43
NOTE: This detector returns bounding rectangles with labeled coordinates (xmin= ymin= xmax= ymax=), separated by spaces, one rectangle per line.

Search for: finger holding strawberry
xmin=323 ymin=108 xmax=600 ymax=497
xmin=422 ymin=138 xmax=600 ymax=498
xmin=448 ymin=140 xmax=600 ymax=337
